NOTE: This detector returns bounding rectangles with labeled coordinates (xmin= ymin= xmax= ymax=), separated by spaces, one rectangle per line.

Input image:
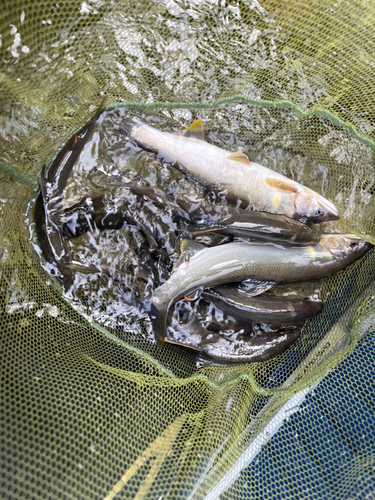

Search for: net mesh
xmin=1 ymin=1 xmax=375 ymax=498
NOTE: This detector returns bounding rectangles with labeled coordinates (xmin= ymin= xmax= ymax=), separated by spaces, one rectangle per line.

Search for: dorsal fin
xmin=265 ymin=178 xmax=298 ymax=193
xmin=180 ymin=239 xmax=206 ymax=256
xmin=172 ymin=239 xmax=206 ymax=273
xmin=182 ymin=119 xmax=205 ymax=140
xmin=227 ymin=152 xmax=251 ymax=166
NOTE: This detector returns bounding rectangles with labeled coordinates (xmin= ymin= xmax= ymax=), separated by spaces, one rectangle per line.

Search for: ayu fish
xmin=187 ymin=211 xmax=320 ymax=245
xmin=119 ymin=118 xmax=339 ymax=223
xmin=203 ymin=285 xmax=322 ymax=324
xmin=151 ymin=235 xmax=371 ymax=346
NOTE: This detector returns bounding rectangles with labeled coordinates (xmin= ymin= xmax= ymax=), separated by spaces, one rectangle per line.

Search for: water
xmin=33 ymin=103 xmax=372 ymax=362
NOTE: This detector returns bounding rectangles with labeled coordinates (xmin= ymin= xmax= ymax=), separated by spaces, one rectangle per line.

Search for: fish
xmin=203 ymin=285 xmax=323 ymax=324
xmin=186 ymin=211 xmax=320 ymax=245
xmin=118 ymin=118 xmax=339 ymax=223
xmin=151 ymin=235 xmax=371 ymax=346
xmin=165 ymin=317 xmax=301 ymax=364
xmin=37 ymin=96 xmax=109 ymax=289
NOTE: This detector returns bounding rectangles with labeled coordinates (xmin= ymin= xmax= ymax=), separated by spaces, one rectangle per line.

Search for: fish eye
xmin=350 ymin=242 xmax=359 ymax=249
xmin=314 ymin=209 xmax=324 ymax=218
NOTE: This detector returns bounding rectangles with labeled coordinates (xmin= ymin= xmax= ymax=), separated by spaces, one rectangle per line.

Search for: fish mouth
xmin=323 ymin=212 xmax=340 ymax=222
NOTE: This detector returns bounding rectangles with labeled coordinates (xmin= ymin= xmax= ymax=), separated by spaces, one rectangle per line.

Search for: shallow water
xmin=34 ymin=104 xmax=372 ymax=360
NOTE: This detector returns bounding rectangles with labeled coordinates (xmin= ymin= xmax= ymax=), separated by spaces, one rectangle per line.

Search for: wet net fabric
xmin=1 ymin=1 xmax=375 ymax=498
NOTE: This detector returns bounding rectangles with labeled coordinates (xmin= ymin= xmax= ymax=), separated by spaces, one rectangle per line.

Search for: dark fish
xmin=128 ymin=183 xmax=191 ymax=222
xmin=78 ymin=173 xmax=319 ymax=249
xmin=37 ymin=96 xmax=109 ymax=288
xmin=186 ymin=211 xmax=320 ymax=244
xmin=203 ymin=285 xmax=323 ymax=324
xmin=165 ymin=317 xmax=301 ymax=364
xmin=151 ymin=235 xmax=371 ymax=346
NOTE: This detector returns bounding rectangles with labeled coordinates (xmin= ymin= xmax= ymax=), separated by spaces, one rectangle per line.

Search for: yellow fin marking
xmin=182 ymin=119 xmax=205 ymax=140
xmin=180 ymin=239 xmax=190 ymax=254
xmin=307 ymin=246 xmax=316 ymax=259
xmin=273 ymin=191 xmax=281 ymax=208
xmin=184 ymin=119 xmax=203 ymax=131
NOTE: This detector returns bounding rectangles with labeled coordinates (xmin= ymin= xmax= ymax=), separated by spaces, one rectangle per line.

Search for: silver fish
xmin=151 ymin=235 xmax=371 ymax=346
xmin=122 ymin=118 xmax=339 ymax=223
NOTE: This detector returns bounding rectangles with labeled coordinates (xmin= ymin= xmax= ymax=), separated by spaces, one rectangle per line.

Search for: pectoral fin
xmin=266 ymin=178 xmax=298 ymax=193
xmin=227 ymin=152 xmax=251 ymax=166
xmin=182 ymin=119 xmax=205 ymax=140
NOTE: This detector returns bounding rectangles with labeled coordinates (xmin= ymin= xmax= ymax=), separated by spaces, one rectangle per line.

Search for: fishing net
xmin=1 ymin=0 xmax=375 ymax=498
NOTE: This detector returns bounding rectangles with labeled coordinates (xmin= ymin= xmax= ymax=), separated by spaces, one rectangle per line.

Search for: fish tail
xmin=150 ymin=300 xmax=169 ymax=348
xmin=115 ymin=118 xmax=136 ymax=140
xmin=115 ymin=118 xmax=160 ymax=154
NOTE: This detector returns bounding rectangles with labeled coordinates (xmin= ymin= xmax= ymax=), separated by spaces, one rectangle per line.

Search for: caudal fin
xmin=114 ymin=118 xmax=137 ymax=140
xmin=150 ymin=301 xmax=168 ymax=348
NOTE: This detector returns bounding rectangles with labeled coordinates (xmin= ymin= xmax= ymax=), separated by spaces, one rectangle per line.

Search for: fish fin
xmin=150 ymin=301 xmax=168 ymax=347
xmin=172 ymin=239 xmax=206 ymax=272
xmin=239 ymin=278 xmax=278 ymax=296
xmin=227 ymin=152 xmax=251 ymax=165
xmin=182 ymin=119 xmax=205 ymax=140
xmin=171 ymin=257 xmax=186 ymax=273
xmin=180 ymin=239 xmax=206 ymax=255
xmin=184 ymin=287 xmax=203 ymax=301
xmin=266 ymin=178 xmax=298 ymax=193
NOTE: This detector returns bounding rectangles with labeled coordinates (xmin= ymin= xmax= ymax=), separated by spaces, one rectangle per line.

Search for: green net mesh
xmin=1 ymin=1 xmax=375 ymax=498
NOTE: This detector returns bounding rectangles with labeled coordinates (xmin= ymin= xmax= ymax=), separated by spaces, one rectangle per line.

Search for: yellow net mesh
xmin=1 ymin=1 xmax=375 ymax=498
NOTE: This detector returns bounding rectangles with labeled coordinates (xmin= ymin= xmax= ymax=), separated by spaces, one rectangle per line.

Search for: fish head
xmin=294 ymin=190 xmax=339 ymax=223
xmin=321 ymin=234 xmax=371 ymax=259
